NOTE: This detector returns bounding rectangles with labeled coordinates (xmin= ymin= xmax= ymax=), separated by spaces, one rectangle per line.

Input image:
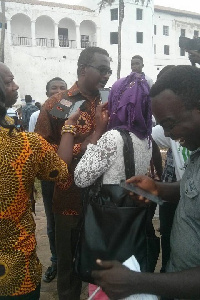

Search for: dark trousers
xmin=0 ymin=284 xmax=40 ymax=299
xmin=41 ymin=180 xmax=57 ymax=263
xmin=55 ymin=213 xmax=82 ymax=300
xmin=159 ymin=201 xmax=178 ymax=273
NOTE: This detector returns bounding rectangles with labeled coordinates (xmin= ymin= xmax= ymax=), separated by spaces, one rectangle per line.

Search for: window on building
xmin=58 ymin=28 xmax=69 ymax=47
xmin=111 ymin=8 xmax=118 ymax=21
xmin=163 ymin=25 xmax=169 ymax=36
xmin=181 ymin=29 xmax=185 ymax=37
xmin=154 ymin=25 xmax=157 ymax=35
xmin=81 ymin=35 xmax=90 ymax=48
xmin=164 ymin=45 xmax=170 ymax=55
xmin=110 ymin=32 xmax=118 ymax=44
xmin=136 ymin=32 xmax=143 ymax=43
xmin=194 ymin=30 xmax=199 ymax=38
xmin=136 ymin=8 xmax=143 ymax=20
xmin=0 ymin=23 xmax=7 ymax=29
xmin=180 ymin=48 xmax=185 ymax=56
xmin=154 ymin=44 xmax=156 ymax=54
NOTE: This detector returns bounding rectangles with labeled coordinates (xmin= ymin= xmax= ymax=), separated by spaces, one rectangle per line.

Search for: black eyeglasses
xmin=88 ymin=65 xmax=112 ymax=76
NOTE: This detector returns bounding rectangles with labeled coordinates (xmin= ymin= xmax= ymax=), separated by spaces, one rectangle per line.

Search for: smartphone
xmin=120 ymin=180 xmax=164 ymax=205
xmin=99 ymin=88 xmax=110 ymax=104
xmin=50 ymin=100 xmax=85 ymax=119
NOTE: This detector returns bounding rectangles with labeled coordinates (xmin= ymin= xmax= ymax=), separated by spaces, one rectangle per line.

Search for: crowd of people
xmin=0 ymin=47 xmax=200 ymax=300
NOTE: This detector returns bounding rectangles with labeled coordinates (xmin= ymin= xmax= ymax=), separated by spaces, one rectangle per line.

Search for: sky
xmin=41 ymin=0 xmax=200 ymax=14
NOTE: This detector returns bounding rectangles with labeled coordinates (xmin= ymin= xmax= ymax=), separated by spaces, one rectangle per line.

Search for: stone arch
xmin=58 ymin=17 xmax=76 ymax=48
xmin=80 ymin=20 xmax=97 ymax=48
xmin=35 ymin=15 xmax=55 ymax=47
xmin=11 ymin=13 xmax=31 ymax=46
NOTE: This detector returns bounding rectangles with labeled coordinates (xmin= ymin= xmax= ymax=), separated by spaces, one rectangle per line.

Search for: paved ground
xmin=35 ymin=189 xmax=161 ymax=300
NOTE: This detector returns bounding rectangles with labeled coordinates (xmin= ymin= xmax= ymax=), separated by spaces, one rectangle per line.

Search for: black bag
xmin=74 ymin=129 xmax=159 ymax=283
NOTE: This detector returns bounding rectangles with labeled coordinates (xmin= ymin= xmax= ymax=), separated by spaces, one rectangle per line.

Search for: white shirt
xmin=74 ymin=130 xmax=152 ymax=188
xmin=7 ymin=107 xmax=17 ymax=118
xmin=145 ymin=74 xmax=154 ymax=89
xmin=28 ymin=110 xmax=40 ymax=132
xmin=152 ymin=125 xmax=190 ymax=181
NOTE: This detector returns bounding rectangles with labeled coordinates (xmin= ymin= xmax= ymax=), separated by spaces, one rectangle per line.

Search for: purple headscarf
xmin=107 ymin=72 xmax=152 ymax=140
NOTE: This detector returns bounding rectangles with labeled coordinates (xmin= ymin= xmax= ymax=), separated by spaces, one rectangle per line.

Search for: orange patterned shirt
xmin=35 ymin=82 xmax=100 ymax=215
xmin=0 ymin=128 xmax=69 ymax=296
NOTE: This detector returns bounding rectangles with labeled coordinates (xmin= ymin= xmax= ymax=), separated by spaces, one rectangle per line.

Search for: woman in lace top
xmin=74 ymin=72 xmax=152 ymax=188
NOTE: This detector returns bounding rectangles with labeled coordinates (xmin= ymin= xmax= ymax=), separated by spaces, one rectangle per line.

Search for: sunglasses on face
xmin=88 ymin=65 xmax=112 ymax=76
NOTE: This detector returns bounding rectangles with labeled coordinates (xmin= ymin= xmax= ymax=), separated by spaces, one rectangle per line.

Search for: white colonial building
xmin=0 ymin=0 xmax=200 ymax=103
xmin=153 ymin=5 xmax=200 ymax=76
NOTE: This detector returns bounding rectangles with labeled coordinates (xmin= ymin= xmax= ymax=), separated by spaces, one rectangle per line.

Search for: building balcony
xmin=12 ymin=36 xmax=32 ymax=46
xmin=36 ymin=38 xmax=55 ymax=47
xmin=81 ymin=41 xmax=97 ymax=48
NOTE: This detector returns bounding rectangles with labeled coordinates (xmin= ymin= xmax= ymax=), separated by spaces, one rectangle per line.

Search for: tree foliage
xmin=98 ymin=0 xmax=116 ymax=12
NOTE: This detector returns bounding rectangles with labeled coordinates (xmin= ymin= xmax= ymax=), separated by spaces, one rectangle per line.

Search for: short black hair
xmin=150 ymin=65 xmax=200 ymax=110
xmin=77 ymin=46 xmax=109 ymax=76
xmin=131 ymin=55 xmax=143 ymax=63
xmin=46 ymin=77 xmax=67 ymax=94
xmin=157 ymin=65 xmax=175 ymax=79
xmin=35 ymin=102 xmax=41 ymax=110
xmin=25 ymin=95 xmax=32 ymax=103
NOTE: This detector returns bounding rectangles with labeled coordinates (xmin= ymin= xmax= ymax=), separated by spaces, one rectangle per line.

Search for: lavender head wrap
xmin=107 ymin=72 xmax=152 ymax=140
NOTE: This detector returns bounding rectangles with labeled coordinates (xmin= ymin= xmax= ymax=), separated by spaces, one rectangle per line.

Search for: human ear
xmin=80 ymin=64 xmax=86 ymax=76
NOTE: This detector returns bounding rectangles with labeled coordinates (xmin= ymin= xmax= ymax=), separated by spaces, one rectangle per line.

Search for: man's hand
xmin=187 ymin=50 xmax=200 ymax=65
xmin=92 ymin=260 xmax=136 ymax=299
xmin=126 ymin=175 xmax=159 ymax=204
xmin=95 ymin=102 xmax=109 ymax=135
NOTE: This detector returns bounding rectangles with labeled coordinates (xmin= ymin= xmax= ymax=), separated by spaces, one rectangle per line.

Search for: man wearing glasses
xmin=35 ymin=46 xmax=111 ymax=300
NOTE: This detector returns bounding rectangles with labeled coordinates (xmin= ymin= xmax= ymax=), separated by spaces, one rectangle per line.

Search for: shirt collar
xmin=191 ymin=147 xmax=200 ymax=156
xmin=67 ymin=82 xmax=100 ymax=101
xmin=67 ymin=82 xmax=80 ymax=97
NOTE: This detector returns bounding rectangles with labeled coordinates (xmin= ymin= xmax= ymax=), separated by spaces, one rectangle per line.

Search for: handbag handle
xmin=117 ymin=128 xmax=135 ymax=179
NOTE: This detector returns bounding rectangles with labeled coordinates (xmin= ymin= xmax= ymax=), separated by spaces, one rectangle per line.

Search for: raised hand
xmin=95 ymin=102 xmax=109 ymax=135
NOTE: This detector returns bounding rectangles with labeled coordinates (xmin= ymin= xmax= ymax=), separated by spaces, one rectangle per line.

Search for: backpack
xmin=22 ymin=104 xmax=39 ymax=130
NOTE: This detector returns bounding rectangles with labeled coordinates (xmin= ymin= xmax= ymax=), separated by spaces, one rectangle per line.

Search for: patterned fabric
xmin=75 ymin=129 xmax=152 ymax=188
xmin=35 ymin=82 xmax=100 ymax=215
xmin=107 ymin=73 xmax=152 ymax=141
xmin=0 ymin=128 xmax=69 ymax=296
xmin=5 ymin=115 xmax=15 ymax=125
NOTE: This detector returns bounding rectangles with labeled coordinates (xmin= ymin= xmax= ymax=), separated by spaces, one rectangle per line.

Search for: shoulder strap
xmin=117 ymin=129 xmax=135 ymax=179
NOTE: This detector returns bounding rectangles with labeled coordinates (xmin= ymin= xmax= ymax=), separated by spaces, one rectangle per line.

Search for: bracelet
xmin=61 ymin=124 xmax=77 ymax=135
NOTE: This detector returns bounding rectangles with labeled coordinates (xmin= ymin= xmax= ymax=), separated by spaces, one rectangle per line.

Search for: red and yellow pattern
xmin=35 ymin=82 xmax=100 ymax=215
xmin=0 ymin=129 xmax=69 ymax=296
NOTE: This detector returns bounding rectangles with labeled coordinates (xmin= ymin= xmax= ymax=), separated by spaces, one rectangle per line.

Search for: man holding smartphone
xmin=35 ymin=46 xmax=112 ymax=300
xmin=91 ymin=65 xmax=200 ymax=300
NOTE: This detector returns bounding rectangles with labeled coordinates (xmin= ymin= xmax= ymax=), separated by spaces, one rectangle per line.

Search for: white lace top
xmin=74 ymin=130 xmax=152 ymax=188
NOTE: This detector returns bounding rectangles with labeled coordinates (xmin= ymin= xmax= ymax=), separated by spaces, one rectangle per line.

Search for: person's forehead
xmin=49 ymin=80 xmax=66 ymax=88
xmin=0 ymin=64 xmax=13 ymax=80
xmin=91 ymin=53 xmax=110 ymax=66
xmin=152 ymin=90 xmax=185 ymax=120
xmin=131 ymin=58 xmax=142 ymax=64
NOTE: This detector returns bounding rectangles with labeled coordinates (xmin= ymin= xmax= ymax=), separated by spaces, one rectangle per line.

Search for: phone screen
xmin=99 ymin=88 xmax=110 ymax=103
xmin=120 ymin=180 xmax=164 ymax=205
xmin=50 ymin=100 xmax=85 ymax=119
xmin=68 ymin=100 xmax=85 ymax=117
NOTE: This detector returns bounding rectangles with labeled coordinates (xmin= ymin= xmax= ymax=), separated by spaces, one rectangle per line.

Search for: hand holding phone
xmin=50 ymin=100 xmax=86 ymax=120
xmin=120 ymin=180 xmax=164 ymax=205
xmin=99 ymin=88 xmax=110 ymax=104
